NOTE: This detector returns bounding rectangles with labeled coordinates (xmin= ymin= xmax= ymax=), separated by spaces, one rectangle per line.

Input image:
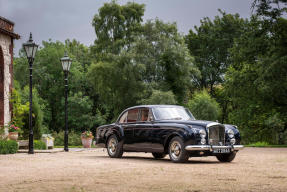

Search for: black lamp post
xmin=23 ymin=33 xmax=38 ymax=154
xmin=60 ymin=51 xmax=72 ymax=152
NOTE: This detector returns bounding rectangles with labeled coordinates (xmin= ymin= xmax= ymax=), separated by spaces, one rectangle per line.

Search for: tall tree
xmin=225 ymin=1 xmax=287 ymax=144
xmin=88 ymin=19 xmax=196 ymax=119
xmin=91 ymin=1 xmax=145 ymax=60
xmin=185 ymin=10 xmax=246 ymax=94
xmin=131 ymin=19 xmax=196 ymax=103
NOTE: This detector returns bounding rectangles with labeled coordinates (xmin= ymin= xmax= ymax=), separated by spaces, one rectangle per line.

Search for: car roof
xmin=116 ymin=105 xmax=185 ymax=123
xmin=116 ymin=105 xmax=181 ymax=122
xmin=124 ymin=105 xmax=183 ymax=111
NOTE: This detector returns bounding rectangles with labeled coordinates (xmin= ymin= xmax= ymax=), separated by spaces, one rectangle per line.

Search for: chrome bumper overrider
xmin=185 ymin=145 xmax=244 ymax=151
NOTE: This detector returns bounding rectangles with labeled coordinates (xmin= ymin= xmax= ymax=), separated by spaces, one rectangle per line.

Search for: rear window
xmin=127 ymin=109 xmax=139 ymax=123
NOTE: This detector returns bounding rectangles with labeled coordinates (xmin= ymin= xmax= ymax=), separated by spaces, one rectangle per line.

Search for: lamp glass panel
xmin=32 ymin=45 xmax=38 ymax=58
xmin=61 ymin=61 xmax=65 ymax=71
xmin=62 ymin=60 xmax=67 ymax=71
xmin=67 ymin=61 xmax=72 ymax=71
xmin=24 ymin=45 xmax=33 ymax=58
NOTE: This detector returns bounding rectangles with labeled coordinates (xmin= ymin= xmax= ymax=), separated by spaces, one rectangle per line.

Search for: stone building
xmin=0 ymin=16 xmax=20 ymax=129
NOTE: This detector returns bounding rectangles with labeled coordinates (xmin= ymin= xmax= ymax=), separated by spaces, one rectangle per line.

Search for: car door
xmin=121 ymin=108 xmax=139 ymax=151
xmin=150 ymin=108 xmax=166 ymax=153
xmin=118 ymin=111 xmax=133 ymax=145
xmin=132 ymin=108 xmax=153 ymax=152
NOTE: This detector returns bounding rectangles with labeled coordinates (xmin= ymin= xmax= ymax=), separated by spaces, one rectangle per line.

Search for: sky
xmin=0 ymin=0 xmax=253 ymax=56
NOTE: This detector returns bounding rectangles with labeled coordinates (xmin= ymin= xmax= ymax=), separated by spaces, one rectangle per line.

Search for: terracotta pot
xmin=81 ymin=137 xmax=93 ymax=148
xmin=8 ymin=132 xmax=19 ymax=141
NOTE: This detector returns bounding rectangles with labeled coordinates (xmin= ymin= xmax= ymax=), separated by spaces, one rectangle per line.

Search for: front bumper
xmin=185 ymin=145 xmax=244 ymax=152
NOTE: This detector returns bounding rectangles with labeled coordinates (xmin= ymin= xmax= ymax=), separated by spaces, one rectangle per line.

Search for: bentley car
xmin=96 ymin=105 xmax=244 ymax=163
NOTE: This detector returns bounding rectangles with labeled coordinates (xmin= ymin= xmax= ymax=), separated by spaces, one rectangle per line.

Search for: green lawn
xmin=245 ymin=142 xmax=287 ymax=148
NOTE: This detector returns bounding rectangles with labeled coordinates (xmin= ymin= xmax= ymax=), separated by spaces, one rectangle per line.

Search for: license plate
xmin=213 ymin=148 xmax=230 ymax=153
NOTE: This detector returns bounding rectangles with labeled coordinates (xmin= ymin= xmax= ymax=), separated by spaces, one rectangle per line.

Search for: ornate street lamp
xmin=60 ymin=51 xmax=72 ymax=152
xmin=22 ymin=33 xmax=38 ymax=154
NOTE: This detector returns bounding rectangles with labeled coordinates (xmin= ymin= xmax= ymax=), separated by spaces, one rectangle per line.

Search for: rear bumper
xmin=185 ymin=145 xmax=244 ymax=152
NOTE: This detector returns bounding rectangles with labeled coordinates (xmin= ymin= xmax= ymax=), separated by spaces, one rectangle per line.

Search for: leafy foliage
xmin=224 ymin=2 xmax=287 ymax=144
xmin=187 ymin=90 xmax=221 ymax=121
xmin=53 ymin=131 xmax=82 ymax=146
xmin=185 ymin=10 xmax=246 ymax=94
xmin=0 ymin=140 xmax=18 ymax=154
xmin=92 ymin=1 xmax=145 ymax=59
xmin=10 ymin=82 xmax=29 ymax=129
xmin=140 ymin=90 xmax=176 ymax=105
xmin=20 ymin=87 xmax=44 ymax=139
xmin=34 ymin=140 xmax=46 ymax=150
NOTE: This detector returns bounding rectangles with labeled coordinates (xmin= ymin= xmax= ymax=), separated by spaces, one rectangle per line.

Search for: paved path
xmin=0 ymin=147 xmax=286 ymax=192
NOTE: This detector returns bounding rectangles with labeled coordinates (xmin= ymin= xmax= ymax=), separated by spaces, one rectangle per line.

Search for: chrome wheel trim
xmin=108 ymin=137 xmax=117 ymax=155
xmin=170 ymin=140 xmax=182 ymax=160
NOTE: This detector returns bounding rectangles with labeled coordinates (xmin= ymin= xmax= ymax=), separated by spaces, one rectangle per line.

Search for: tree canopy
xmin=12 ymin=0 xmax=287 ymax=145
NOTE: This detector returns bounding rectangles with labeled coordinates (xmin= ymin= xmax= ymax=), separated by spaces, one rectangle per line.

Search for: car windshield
xmin=153 ymin=107 xmax=195 ymax=121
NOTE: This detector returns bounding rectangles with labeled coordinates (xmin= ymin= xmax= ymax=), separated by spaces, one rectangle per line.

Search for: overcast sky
xmin=0 ymin=0 xmax=253 ymax=56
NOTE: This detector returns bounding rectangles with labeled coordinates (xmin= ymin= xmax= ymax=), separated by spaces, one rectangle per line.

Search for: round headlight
xmin=230 ymin=138 xmax=236 ymax=145
xmin=199 ymin=129 xmax=206 ymax=138
xmin=227 ymin=129 xmax=234 ymax=138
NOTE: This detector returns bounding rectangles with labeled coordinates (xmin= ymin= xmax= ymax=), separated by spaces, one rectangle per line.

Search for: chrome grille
xmin=207 ymin=124 xmax=225 ymax=145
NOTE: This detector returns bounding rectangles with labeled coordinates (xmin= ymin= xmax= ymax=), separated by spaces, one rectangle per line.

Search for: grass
xmin=246 ymin=141 xmax=287 ymax=148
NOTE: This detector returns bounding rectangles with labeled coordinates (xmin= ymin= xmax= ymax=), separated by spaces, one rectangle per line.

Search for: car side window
xmin=119 ymin=111 xmax=128 ymax=124
xmin=140 ymin=108 xmax=149 ymax=121
xmin=127 ymin=109 xmax=139 ymax=123
xmin=148 ymin=110 xmax=154 ymax=121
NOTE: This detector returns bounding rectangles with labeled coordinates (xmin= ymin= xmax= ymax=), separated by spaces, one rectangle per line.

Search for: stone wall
xmin=0 ymin=33 xmax=12 ymax=130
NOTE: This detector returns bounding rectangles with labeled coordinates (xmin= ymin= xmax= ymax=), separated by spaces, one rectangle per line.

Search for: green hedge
xmin=53 ymin=131 xmax=82 ymax=146
xmin=34 ymin=140 xmax=46 ymax=150
xmin=0 ymin=140 xmax=18 ymax=154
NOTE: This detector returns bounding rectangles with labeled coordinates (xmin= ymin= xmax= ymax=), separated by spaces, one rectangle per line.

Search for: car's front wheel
xmin=168 ymin=136 xmax=189 ymax=163
xmin=152 ymin=152 xmax=166 ymax=159
xmin=216 ymin=152 xmax=236 ymax=162
xmin=107 ymin=135 xmax=123 ymax=158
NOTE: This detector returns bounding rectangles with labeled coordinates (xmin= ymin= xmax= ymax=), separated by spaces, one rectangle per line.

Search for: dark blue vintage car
xmin=96 ymin=105 xmax=244 ymax=163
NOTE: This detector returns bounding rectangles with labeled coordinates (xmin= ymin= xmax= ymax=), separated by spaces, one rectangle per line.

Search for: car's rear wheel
xmin=216 ymin=152 xmax=236 ymax=162
xmin=152 ymin=152 xmax=166 ymax=159
xmin=168 ymin=136 xmax=189 ymax=163
xmin=107 ymin=135 xmax=123 ymax=158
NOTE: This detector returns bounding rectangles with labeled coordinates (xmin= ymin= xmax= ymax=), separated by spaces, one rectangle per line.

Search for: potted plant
xmin=81 ymin=131 xmax=94 ymax=148
xmin=7 ymin=123 xmax=20 ymax=141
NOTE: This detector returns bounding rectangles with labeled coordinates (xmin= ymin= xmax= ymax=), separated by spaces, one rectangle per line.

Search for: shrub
xmin=53 ymin=131 xmax=82 ymax=146
xmin=21 ymin=87 xmax=44 ymax=140
xmin=0 ymin=126 xmax=4 ymax=136
xmin=0 ymin=140 xmax=18 ymax=154
xmin=10 ymin=86 xmax=29 ymax=131
xmin=34 ymin=140 xmax=46 ymax=150
xmin=11 ymin=84 xmax=44 ymax=140
xmin=187 ymin=90 xmax=221 ymax=121
xmin=141 ymin=90 xmax=177 ymax=105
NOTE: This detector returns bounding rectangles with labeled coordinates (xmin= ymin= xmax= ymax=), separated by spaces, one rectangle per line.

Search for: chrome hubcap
xmin=170 ymin=141 xmax=181 ymax=160
xmin=108 ymin=137 xmax=117 ymax=155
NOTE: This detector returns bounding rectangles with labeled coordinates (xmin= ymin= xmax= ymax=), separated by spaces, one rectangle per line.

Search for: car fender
xmin=104 ymin=125 xmax=123 ymax=144
xmin=163 ymin=126 xmax=196 ymax=153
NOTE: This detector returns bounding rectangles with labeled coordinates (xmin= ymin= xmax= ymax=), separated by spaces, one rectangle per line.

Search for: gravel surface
xmin=0 ymin=147 xmax=286 ymax=192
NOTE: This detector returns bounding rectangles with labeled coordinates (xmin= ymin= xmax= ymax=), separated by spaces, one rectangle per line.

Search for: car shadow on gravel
xmin=83 ymin=155 xmax=220 ymax=164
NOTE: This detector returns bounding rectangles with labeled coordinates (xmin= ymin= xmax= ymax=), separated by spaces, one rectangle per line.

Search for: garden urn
xmin=8 ymin=132 xmax=18 ymax=141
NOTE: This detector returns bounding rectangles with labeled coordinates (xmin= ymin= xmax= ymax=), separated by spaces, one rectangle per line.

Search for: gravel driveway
xmin=0 ymin=147 xmax=286 ymax=192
